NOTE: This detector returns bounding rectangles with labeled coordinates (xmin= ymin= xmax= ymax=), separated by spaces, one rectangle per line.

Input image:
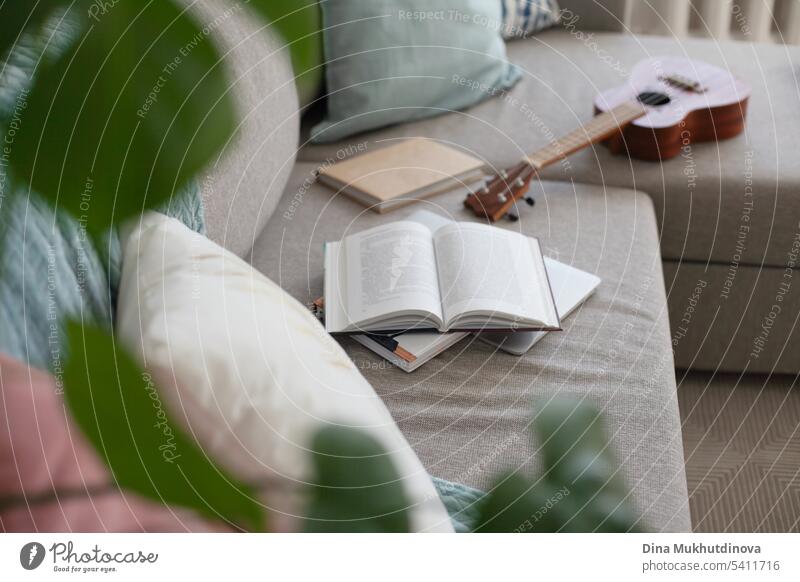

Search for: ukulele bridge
xmin=660 ymin=74 xmax=706 ymax=93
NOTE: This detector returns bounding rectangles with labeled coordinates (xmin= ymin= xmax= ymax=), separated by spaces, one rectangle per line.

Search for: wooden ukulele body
xmin=594 ymin=57 xmax=751 ymax=161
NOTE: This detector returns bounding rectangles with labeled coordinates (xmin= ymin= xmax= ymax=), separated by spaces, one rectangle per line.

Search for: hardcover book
xmin=316 ymin=138 xmax=485 ymax=213
xmin=324 ymin=220 xmax=560 ymax=334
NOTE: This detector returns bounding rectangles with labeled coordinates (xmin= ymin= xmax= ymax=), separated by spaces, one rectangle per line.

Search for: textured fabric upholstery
xmin=295 ymin=31 xmax=800 ymax=374
xmin=664 ymin=259 xmax=800 ymax=374
xmin=298 ymin=31 xmax=800 ymax=271
xmin=249 ymin=163 xmax=692 ymax=532
xmin=558 ymin=0 xmax=628 ymax=32
xmin=184 ymin=0 xmax=300 ymax=256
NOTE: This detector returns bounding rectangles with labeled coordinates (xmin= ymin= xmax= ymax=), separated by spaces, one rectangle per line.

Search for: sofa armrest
xmin=182 ymin=0 xmax=299 ymax=257
xmin=559 ymin=0 xmax=628 ymax=32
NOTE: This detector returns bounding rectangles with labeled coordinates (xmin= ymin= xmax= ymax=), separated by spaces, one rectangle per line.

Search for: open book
xmin=324 ymin=221 xmax=560 ymax=334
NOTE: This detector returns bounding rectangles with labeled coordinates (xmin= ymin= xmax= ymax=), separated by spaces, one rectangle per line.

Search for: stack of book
xmin=317 ymin=210 xmax=600 ymax=372
xmin=315 ymin=139 xmax=600 ymax=372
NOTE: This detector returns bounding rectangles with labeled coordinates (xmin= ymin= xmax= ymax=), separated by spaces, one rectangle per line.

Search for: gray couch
xmin=190 ymin=0 xmax=799 ymax=532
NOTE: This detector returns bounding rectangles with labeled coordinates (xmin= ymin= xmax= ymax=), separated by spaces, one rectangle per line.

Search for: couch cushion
xmin=298 ymin=31 xmax=800 ymax=270
xmin=249 ymin=162 xmax=692 ymax=532
xmin=311 ymin=0 xmax=521 ymax=143
xmin=183 ymin=0 xmax=299 ymax=257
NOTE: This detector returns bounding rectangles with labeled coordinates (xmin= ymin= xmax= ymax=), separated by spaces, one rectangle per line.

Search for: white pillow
xmin=116 ymin=212 xmax=452 ymax=532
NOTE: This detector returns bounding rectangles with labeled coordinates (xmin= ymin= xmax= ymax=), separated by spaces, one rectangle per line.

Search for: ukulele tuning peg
xmin=506 ymin=210 xmax=519 ymax=222
xmin=525 ymin=196 xmax=536 ymax=207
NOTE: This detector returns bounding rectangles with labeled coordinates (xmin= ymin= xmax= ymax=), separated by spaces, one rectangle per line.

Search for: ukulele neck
xmin=524 ymin=101 xmax=647 ymax=170
xmin=463 ymin=100 xmax=649 ymax=222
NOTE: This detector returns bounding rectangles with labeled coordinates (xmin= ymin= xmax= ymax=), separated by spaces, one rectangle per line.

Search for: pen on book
xmin=309 ymin=297 xmax=416 ymax=364
xmin=364 ymin=333 xmax=417 ymax=364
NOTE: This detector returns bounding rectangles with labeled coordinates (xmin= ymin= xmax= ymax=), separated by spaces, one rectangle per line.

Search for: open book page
xmin=433 ymin=222 xmax=552 ymax=328
xmin=341 ymin=221 xmax=443 ymax=330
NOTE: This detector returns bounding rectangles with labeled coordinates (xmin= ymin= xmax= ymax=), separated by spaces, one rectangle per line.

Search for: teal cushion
xmin=433 ymin=477 xmax=485 ymax=533
xmin=311 ymin=0 xmax=521 ymax=143
xmin=0 ymin=189 xmax=204 ymax=374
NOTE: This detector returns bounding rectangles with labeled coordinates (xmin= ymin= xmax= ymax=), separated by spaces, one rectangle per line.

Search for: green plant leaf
xmin=475 ymin=398 xmax=642 ymax=532
xmin=534 ymin=397 xmax=629 ymax=500
xmin=532 ymin=397 xmax=641 ymax=532
xmin=10 ymin=0 xmax=236 ymax=231
xmin=534 ymin=398 xmax=608 ymax=466
xmin=64 ymin=322 xmax=264 ymax=531
xmin=475 ymin=474 xmax=573 ymax=533
xmin=303 ymin=426 xmax=412 ymax=532
xmin=247 ymin=0 xmax=322 ymax=104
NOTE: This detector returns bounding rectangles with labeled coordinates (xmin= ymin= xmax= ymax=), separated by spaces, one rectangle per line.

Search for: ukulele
xmin=464 ymin=57 xmax=752 ymax=222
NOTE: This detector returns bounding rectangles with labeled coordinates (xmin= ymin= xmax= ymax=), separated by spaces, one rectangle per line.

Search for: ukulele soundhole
xmin=637 ymin=91 xmax=671 ymax=106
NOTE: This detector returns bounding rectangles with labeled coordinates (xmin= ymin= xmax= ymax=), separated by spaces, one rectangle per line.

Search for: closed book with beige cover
xmin=317 ymin=139 xmax=485 ymax=212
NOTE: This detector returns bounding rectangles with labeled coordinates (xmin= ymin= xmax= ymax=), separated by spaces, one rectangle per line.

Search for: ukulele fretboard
xmin=525 ymin=101 xmax=647 ymax=170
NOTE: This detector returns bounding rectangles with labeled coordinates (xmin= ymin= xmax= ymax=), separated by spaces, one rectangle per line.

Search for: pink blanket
xmin=0 ymin=353 xmax=225 ymax=532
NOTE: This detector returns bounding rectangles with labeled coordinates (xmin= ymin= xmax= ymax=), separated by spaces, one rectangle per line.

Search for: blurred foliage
xmin=303 ymin=426 xmax=412 ymax=533
xmin=12 ymin=0 xmax=236 ymax=232
xmin=4 ymin=0 xmax=322 ymax=231
xmin=475 ymin=397 xmax=641 ymax=532
xmin=64 ymin=323 xmax=264 ymax=531
xmin=248 ymin=0 xmax=323 ymax=105
xmin=302 ymin=397 xmax=641 ymax=533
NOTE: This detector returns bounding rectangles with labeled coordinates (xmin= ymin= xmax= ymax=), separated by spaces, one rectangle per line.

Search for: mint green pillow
xmin=311 ymin=0 xmax=521 ymax=143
